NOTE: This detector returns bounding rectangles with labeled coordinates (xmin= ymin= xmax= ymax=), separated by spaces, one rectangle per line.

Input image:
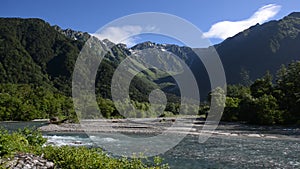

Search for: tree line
xmin=217 ymin=60 xmax=300 ymax=125
xmin=1 ymin=60 xmax=300 ymax=125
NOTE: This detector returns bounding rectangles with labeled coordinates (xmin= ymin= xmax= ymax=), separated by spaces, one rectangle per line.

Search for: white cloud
xmin=203 ymin=4 xmax=281 ymax=40
xmin=93 ymin=25 xmax=143 ymax=47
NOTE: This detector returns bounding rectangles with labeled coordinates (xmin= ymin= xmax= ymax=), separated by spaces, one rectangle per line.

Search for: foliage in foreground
xmin=0 ymin=128 xmax=169 ymax=169
xmin=43 ymin=146 xmax=168 ymax=169
xmin=0 ymin=128 xmax=46 ymax=157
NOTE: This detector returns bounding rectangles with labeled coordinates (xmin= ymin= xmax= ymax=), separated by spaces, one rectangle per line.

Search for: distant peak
xmin=102 ymin=39 xmax=115 ymax=47
xmin=53 ymin=26 xmax=90 ymax=42
xmin=141 ymin=41 xmax=156 ymax=46
xmin=130 ymin=41 xmax=157 ymax=50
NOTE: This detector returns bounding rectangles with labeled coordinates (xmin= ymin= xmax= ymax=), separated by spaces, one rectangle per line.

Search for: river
xmin=1 ymin=121 xmax=300 ymax=169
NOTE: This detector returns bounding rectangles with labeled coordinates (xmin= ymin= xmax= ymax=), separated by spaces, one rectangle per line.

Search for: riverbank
xmin=37 ymin=118 xmax=300 ymax=140
xmin=0 ymin=128 xmax=169 ymax=169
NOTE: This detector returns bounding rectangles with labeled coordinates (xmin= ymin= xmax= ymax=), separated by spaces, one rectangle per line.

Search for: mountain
xmin=0 ymin=12 xmax=300 ymax=101
xmin=0 ymin=18 xmax=165 ymax=102
xmin=215 ymin=12 xmax=300 ymax=84
xmin=159 ymin=12 xmax=300 ymax=97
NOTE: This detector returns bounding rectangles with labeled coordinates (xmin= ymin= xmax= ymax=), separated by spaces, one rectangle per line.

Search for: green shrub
xmin=18 ymin=128 xmax=47 ymax=146
xmin=42 ymin=146 xmax=169 ymax=169
xmin=0 ymin=128 xmax=46 ymax=157
xmin=0 ymin=129 xmax=28 ymax=157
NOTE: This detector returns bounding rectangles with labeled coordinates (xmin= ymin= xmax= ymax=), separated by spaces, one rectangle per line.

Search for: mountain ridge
xmin=0 ymin=12 xmax=300 ymax=100
xmin=210 ymin=12 xmax=300 ymax=85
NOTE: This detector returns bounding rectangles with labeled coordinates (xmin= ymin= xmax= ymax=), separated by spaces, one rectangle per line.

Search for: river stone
xmin=3 ymin=153 xmax=56 ymax=169
xmin=45 ymin=161 xmax=54 ymax=168
xmin=23 ymin=164 xmax=32 ymax=169
xmin=15 ymin=163 xmax=23 ymax=168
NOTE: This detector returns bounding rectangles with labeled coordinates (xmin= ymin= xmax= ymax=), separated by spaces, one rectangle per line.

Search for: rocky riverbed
xmin=38 ymin=118 xmax=300 ymax=139
xmin=1 ymin=153 xmax=56 ymax=169
xmin=38 ymin=118 xmax=175 ymax=133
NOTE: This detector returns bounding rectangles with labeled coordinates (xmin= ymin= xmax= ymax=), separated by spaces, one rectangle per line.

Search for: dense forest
xmin=0 ymin=60 xmax=300 ymax=125
xmin=219 ymin=61 xmax=300 ymax=125
xmin=0 ymin=18 xmax=161 ymax=101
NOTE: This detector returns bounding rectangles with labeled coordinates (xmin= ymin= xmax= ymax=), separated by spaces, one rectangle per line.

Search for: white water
xmin=44 ymin=134 xmax=119 ymax=147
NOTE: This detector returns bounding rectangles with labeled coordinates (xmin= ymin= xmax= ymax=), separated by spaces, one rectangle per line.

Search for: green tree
xmin=222 ymin=97 xmax=240 ymax=121
xmin=250 ymin=71 xmax=273 ymax=98
xmin=254 ymin=94 xmax=283 ymax=125
xmin=97 ymin=98 xmax=115 ymax=118
xmin=275 ymin=61 xmax=300 ymax=123
xmin=227 ymin=84 xmax=251 ymax=99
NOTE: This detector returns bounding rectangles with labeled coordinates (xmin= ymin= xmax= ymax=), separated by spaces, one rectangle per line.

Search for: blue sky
xmin=1 ymin=0 xmax=300 ymax=46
